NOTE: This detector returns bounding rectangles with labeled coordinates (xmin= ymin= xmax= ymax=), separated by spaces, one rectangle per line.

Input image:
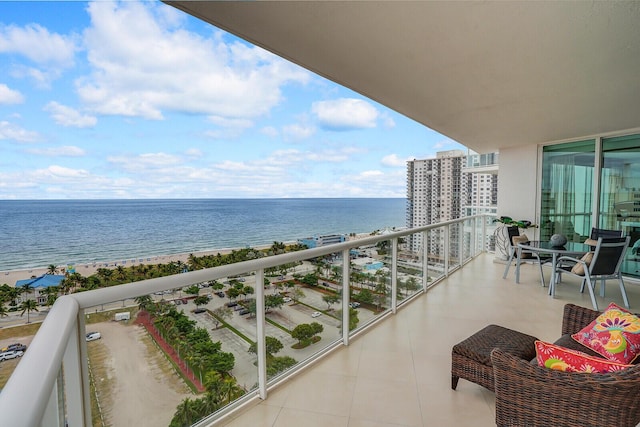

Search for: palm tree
xmin=0 ymin=301 xmax=9 ymax=318
xmin=42 ymin=286 xmax=60 ymax=308
xmin=3 ymin=286 xmax=20 ymax=306
xmin=220 ymin=376 xmax=243 ymax=403
xmin=20 ymin=299 xmax=38 ymax=323
xmin=135 ymin=295 xmax=153 ymax=312
xmin=46 ymin=264 xmax=58 ymax=275
xmin=114 ymin=265 xmax=127 ymax=281
xmin=19 ymin=283 xmax=34 ymax=300
xmin=270 ymin=241 xmax=286 ymax=255
xmin=170 ymin=397 xmax=200 ymax=427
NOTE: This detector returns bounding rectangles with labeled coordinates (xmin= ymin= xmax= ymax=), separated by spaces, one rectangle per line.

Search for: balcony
xmin=2 ymin=216 xmax=638 ymax=426
xmin=218 ymin=255 xmax=640 ymax=427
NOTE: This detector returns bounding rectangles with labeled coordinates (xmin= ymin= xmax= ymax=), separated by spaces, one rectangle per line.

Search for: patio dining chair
xmin=590 ymin=227 xmax=624 ymax=240
xmin=554 ymin=236 xmax=630 ymax=310
xmin=587 ymin=227 xmax=623 ymax=249
xmin=502 ymin=226 xmax=549 ymax=286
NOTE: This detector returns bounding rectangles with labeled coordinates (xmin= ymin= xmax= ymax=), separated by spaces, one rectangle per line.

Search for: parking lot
xmin=177 ymin=275 xmax=377 ymax=384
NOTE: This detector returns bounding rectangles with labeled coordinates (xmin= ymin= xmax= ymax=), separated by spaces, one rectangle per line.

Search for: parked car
xmin=181 ymin=298 xmax=188 ymax=304
xmin=216 ymin=291 xmax=226 ymax=298
xmin=226 ymin=301 xmax=238 ymax=307
xmin=0 ymin=350 xmax=24 ymax=361
xmin=311 ymin=311 xmax=322 ymax=318
xmin=238 ymin=309 xmax=250 ymax=315
xmin=349 ymin=302 xmax=361 ymax=308
xmin=174 ymin=299 xmax=182 ymax=305
xmin=86 ymin=332 xmax=101 ymax=342
xmin=283 ymin=297 xmax=292 ymax=303
xmin=1 ymin=343 xmax=27 ymax=353
xmin=193 ymin=308 xmax=207 ymax=314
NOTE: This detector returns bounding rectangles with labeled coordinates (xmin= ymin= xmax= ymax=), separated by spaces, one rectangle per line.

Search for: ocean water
xmin=0 ymin=198 xmax=406 ymax=271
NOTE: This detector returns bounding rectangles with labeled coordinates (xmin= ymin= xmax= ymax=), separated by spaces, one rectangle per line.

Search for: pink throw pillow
xmin=535 ymin=340 xmax=632 ymax=373
xmin=572 ymin=302 xmax=640 ymax=364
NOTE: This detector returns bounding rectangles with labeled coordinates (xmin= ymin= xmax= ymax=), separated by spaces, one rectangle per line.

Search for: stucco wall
xmin=497 ymin=145 xmax=540 ymax=237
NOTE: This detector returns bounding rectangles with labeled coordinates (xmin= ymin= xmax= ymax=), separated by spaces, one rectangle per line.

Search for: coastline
xmin=0 ymin=245 xmax=273 ymax=287
xmin=0 ymin=233 xmax=376 ymax=287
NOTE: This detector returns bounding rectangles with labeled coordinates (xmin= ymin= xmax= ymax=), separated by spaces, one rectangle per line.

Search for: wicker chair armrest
xmin=491 ymin=348 xmax=640 ymax=427
xmin=561 ymin=303 xmax=600 ymax=335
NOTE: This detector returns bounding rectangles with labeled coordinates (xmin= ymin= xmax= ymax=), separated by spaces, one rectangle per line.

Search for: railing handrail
xmin=0 ymin=214 xmax=494 ymax=427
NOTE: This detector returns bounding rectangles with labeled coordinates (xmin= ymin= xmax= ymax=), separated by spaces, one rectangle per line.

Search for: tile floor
xmin=217 ymin=254 xmax=640 ymax=427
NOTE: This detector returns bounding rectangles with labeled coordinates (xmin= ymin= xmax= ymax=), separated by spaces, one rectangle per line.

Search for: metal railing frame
xmin=0 ymin=214 xmax=494 ymax=427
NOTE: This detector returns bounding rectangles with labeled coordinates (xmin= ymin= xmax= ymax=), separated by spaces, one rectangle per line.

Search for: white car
xmin=86 ymin=332 xmax=102 ymax=342
xmin=311 ymin=311 xmax=322 ymax=318
xmin=283 ymin=297 xmax=292 ymax=303
xmin=0 ymin=350 xmax=24 ymax=361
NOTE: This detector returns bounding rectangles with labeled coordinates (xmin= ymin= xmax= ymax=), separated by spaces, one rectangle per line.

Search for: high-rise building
xmin=407 ymin=150 xmax=499 ymax=255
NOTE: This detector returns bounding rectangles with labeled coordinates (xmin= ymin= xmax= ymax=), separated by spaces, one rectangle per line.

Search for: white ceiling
xmin=166 ymin=1 xmax=640 ymax=153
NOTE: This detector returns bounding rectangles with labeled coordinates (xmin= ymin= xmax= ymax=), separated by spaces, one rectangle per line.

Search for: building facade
xmin=297 ymin=234 xmax=346 ymax=249
xmin=407 ymin=150 xmax=498 ymax=255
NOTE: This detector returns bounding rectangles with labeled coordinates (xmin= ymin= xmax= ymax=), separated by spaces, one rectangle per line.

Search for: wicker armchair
xmin=491 ymin=304 xmax=640 ymax=427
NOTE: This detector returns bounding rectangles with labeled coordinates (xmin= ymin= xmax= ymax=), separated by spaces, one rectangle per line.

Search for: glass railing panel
xmin=81 ymin=278 xmax=258 ymax=426
xmin=265 ymin=255 xmax=343 ymax=381
xmin=0 ymin=215 xmax=494 ymax=426
xmin=460 ymin=218 xmax=472 ymax=262
xmin=349 ymin=241 xmax=391 ymax=331
xmin=82 ymin=295 xmax=207 ymax=427
xmin=425 ymin=227 xmax=445 ymax=285
xmin=396 ymin=229 xmax=425 ymax=304
xmin=448 ymin=222 xmax=462 ymax=270
xmin=475 ymin=216 xmax=488 ymax=254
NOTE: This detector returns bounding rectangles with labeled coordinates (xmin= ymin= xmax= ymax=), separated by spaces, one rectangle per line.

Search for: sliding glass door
xmin=600 ymin=135 xmax=640 ymax=276
xmin=540 ymin=140 xmax=595 ymax=243
xmin=540 ymin=133 xmax=640 ymax=277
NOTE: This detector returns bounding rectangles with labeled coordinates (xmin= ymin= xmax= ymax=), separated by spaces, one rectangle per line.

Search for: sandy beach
xmin=0 ymin=232 xmax=379 ymax=288
xmin=0 ymin=247 xmax=256 ymax=287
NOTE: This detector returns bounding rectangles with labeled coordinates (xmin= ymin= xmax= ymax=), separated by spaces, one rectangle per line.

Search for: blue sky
xmin=0 ymin=1 xmax=464 ymax=199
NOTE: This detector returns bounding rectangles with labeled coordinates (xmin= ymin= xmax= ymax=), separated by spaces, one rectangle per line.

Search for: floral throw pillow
xmin=535 ymin=340 xmax=632 ymax=373
xmin=572 ymin=302 xmax=640 ymax=364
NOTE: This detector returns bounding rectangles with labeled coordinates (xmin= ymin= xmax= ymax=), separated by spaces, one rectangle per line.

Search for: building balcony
xmin=1 ymin=216 xmax=637 ymax=426
xmin=220 ymin=251 xmax=640 ymax=427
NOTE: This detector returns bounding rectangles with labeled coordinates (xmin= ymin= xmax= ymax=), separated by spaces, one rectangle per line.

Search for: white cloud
xmin=0 ymin=23 xmax=77 ymax=66
xmin=0 ymin=84 xmax=24 ymax=104
xmin=184 ymin=148 xmax=203 ymax=158
xmin=283 ymin=123 xmax=315 ymax=141
xmin=433 ymin=138 xmax=462 ymax=150
xmin=0 ymin=120 xmax=40 ymax=142
xmin=381 ymin=154 xmax=411 ymax=167
xmin=312 ymin=98 xmax=379 ymax=130
xmin=27 ymin=146 xmax=86 ymax=157
xmin=260 ymin=126 xmax=279 ymax=138
xmin=77 ymin=1 xmax=310 ymax=120
xmin=380 ymin=112 xmax=396 ymax=129
xmin=44 ymin=101 xmax=97 ymax=128
xmin=208 ymin=116 xmax=253 ymax=130
xmin=338 ymin=168 xmax=407 ymax=197
xmin=108 ymin=152 xmax=184 ymax=171
xmin=204 ymin=116 xmax=254 ymax=139
xmin=0 ymin=23 xmax=78 ymax=86
xmin=18 ymin=165 xmax=93 ymax=184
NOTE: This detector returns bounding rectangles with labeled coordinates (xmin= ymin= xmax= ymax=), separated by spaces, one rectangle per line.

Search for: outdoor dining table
xmin=514 ymin=240 xmax=589 ymax=297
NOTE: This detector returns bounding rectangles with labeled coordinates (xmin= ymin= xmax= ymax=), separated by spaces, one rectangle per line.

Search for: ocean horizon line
xmin=0 ymin=197 xmax=405 ymax=202
xmin=0 ymin=198 xmax=406 ymax=273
